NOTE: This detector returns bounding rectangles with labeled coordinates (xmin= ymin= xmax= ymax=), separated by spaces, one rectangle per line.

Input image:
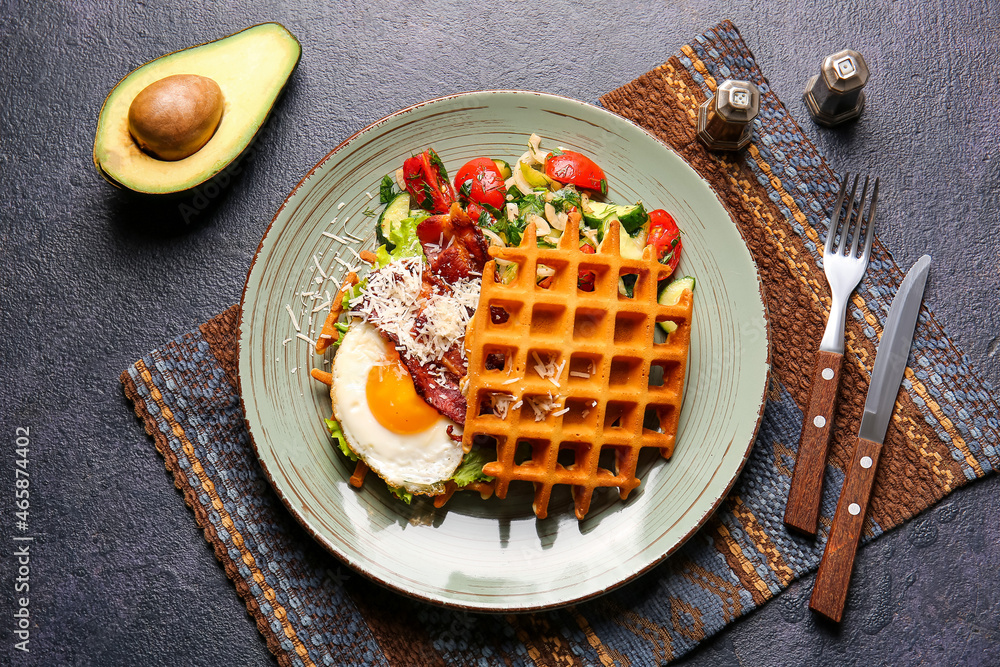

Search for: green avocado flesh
xmin=93 ymin=23 xmax=300 ymax=195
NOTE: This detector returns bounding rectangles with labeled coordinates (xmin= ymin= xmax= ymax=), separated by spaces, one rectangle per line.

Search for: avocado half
xmin=93 ymin=23 xmax=301 ymax=195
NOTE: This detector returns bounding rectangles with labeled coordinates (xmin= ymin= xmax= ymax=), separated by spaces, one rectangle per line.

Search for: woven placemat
xmin=121 ymin=20 xmax=999 ymax=666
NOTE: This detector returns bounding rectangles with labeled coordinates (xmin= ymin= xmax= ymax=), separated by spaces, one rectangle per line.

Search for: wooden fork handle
xmin=784 ymin=350 xmax=843 ymax=536
xmin=810 ymin=436 xmax=882 ymax=622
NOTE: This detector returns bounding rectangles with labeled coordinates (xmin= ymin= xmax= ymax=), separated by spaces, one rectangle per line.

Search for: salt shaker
xmin=803 ymin=49 xmax=869 ymax=127
xmin=696 ymin=80 xmax=760 ymax=151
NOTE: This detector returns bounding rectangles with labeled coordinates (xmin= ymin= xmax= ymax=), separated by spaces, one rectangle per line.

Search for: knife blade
xmin=809 ymin=254 xmax=931 ymax=622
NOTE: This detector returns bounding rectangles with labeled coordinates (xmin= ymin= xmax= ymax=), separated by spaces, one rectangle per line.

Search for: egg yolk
xmin=366 ymin=351 xmax=441 ymax=434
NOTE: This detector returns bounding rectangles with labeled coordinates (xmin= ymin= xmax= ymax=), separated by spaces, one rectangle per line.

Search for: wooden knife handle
xmin=784 ymin=350 xmax=844 ymax=536
xmin=809 ymin=436 xmax=883 ymax=622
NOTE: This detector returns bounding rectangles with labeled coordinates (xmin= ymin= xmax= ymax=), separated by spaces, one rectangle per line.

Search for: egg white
xmin=331 ymin=320 xmax=463 ymax=495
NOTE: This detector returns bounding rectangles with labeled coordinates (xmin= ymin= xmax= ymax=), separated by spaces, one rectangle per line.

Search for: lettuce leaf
xmin=340 ymin=282 xmax=366 ymax=310
xmin=388 ymin=485 xmax=413 ymax=504
xmin=450 ymin=448 xmax=495 ymax=487
xmin=324 ymin=418 xmax=357 ymax=462
xmin=376 ymin=215 xmax=427 ymax=268
xmin=326 ymin=418 xmax=414 ymax=504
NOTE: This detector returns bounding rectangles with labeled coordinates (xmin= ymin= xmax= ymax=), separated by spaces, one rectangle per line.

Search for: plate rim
xmin=237 ymin=89 xmax=772 ymax=612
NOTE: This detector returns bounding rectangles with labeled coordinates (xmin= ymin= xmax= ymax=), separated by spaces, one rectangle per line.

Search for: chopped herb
xmin=379 ymin=174 xmax=397 ymax=205
xmin=427 ymin=148 xmax=449 ymax=180
xmin=458 ymin=179 xmax=473 ymax=200
xmin=619 ymin=273 xmax=637 ymax=298
xmin=362 ymin=207 xmax=376 ymax=218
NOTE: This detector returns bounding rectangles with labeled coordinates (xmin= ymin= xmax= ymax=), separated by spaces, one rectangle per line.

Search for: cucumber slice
xmin=518 ymin=160 xmax=550 ymax=189
xmin=658 ymin=276 xmax=695 ymax=305
xmin=657 ymin=276 xmax=695 ymax=334
xmin=617 ymin=202 xmax=649 ymax=235
xmin=493 ymin=159 xmax=512 ymax=180
xmin=583 ymin=201 xmax=612 ymax=229
xmin=377 ymin=192 xmax=411 ymax=249
xmin=587 ymin=201 xmax=648 ymax=235
xmin=598 ymin=215 xmax=649 ymax=260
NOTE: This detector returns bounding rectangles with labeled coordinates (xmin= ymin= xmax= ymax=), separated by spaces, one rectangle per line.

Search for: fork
xmin=784 ymin=173 xmax=879 ymax=537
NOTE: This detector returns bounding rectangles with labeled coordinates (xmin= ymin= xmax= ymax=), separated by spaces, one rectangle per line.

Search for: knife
xmin=809 ymin=254 xmax=931 ymax=623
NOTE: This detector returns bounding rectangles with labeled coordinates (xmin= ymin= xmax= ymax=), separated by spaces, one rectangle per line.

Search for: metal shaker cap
xmin=804 ymin=49 xmax=869 ymax=126
xmin=697 ymin=80 xmax=760 ymax=151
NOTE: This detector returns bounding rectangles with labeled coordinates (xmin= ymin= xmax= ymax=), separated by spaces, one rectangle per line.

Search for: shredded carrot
xmin=309 ymin=368 xmax=332 ymax=386
xmin=349 ymin=460 xmax=369 ymax=488
xmin=358 ymin=249 xmax=377 ymax=264
xmin=315 ymin=271 xmax=359 ymax=353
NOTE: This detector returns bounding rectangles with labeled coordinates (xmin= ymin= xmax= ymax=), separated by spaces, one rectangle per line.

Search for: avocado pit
xmin=127 ymin=74 xmax=224 ymax=161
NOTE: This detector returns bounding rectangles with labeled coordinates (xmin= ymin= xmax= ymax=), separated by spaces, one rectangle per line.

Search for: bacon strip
xmin=417 ymin=203 xmax=489 ymax=281
xmin=359 ymin=204 xmax=489 ymax=424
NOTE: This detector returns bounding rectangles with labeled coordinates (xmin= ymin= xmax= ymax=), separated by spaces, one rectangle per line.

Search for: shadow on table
xmin=107 ymin=180 xmax=231 ymax=239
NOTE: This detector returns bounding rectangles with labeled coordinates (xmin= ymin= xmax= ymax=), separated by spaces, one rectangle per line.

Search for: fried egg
xmin=331 ymin=320 xmax=463 ymax=495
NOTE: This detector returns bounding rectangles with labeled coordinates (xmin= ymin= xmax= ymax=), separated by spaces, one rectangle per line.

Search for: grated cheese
xmin=491 ymin=393 xmax=515 ymax=420
xmin=350 ymin=256 xmax=481 ymax=366
xmin=524 ymin=392 xmax=561 ymax=422
xmin=313 ymin=255 xmax=327 ymax=280
xmin=531 ymin=352 xmax=564 ymax=387
xmin=285 ymin=305 xmax=300 ymax=332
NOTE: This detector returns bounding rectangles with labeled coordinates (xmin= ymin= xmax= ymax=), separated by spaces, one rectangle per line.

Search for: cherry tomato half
xmin=543 ymin=150 xmax=607 ymax=196
xmin=465 ymin=201 xmax=495 ymax=226
xmin=454 ymin=157 xmax=507 ymax=211
xmin=402 ymin=148 xmax=456 ymax=213
xmin=646 ymin=209 xmax=682 ymax=275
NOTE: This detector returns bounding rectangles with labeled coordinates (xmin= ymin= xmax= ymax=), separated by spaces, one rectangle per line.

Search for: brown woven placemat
xmin=121 ymin=20 xmax=999 ymax=666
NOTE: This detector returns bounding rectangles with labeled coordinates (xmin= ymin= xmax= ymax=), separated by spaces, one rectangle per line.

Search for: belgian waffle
xmin=461 ymin=217 xmax=694 ymax=519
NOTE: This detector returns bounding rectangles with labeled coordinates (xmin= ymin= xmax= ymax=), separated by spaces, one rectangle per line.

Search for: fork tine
xmin=849 ymin=176 xmax=870 ymax=258
xmin=837 ymin=174 xmax=860 ymax=255
xmin=861 ymin=177 xmax=879 ymax=262
xmin=826 ymin=173 xmax=851 ymax=255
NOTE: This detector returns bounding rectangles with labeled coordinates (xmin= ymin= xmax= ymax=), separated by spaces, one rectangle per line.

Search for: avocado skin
xmin=93 ymin=23 xmax=301 ymax=195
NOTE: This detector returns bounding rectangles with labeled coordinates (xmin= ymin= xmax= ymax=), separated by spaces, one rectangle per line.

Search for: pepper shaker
xmin=803 ymin=49 xmax=869 ymax=127
xmin=696 ymin=79 xmax=760 ymax=151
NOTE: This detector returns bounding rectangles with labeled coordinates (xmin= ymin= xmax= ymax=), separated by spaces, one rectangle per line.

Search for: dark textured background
xmin=2 ymin=2 xmax=998 ymax=665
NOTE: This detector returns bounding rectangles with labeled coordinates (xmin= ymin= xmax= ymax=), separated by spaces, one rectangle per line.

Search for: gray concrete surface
xmin=1 ymin=1 xmax=997 ymax=665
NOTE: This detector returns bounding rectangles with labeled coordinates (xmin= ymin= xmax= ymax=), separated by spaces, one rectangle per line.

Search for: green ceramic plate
xmin=239 ymin=91 xmax=769 ymax=611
